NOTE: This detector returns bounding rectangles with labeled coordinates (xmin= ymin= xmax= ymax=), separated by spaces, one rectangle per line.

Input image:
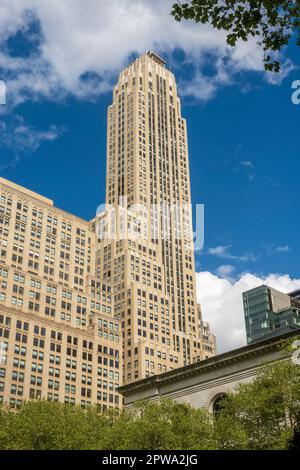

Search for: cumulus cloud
xmin=0 ymin=0 xmax=293 ymax=107
xmin=196 ymin=271 xmax=300 ymax=354
xmin=216 ymin=264 xmax=236 ymax=280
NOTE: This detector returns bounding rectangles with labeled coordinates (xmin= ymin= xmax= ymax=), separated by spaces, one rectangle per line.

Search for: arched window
xmin=212 ymin=393 xmax=228 ymax=417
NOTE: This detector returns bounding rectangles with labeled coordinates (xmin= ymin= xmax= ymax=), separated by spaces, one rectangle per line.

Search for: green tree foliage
xmin=171 ymin=1 xmax=300 ymax=72
xmin=0 ymin=399 xmax=214 ymax=450
xmin=288 ymin=416 xmax=300 ymax=449
xmin=0 ymin=401 xmax=114 ymax=450
xmin=214 ymin=360 xmax=300 ymax=449
xmin=0 ymin=358 xmax=299 ymax=450
xmin=105 ymin=400 xmax=215 ymax=450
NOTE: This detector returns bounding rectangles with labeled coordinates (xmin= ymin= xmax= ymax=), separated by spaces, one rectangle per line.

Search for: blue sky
xmin=0 ymin=1 xmax=299 ymax=350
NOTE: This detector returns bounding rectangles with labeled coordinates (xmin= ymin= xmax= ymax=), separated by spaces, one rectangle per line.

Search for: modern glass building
xmin=243 ymin=285 xmax=300 ymax=344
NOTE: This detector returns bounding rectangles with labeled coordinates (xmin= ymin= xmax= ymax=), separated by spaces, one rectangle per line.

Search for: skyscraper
xmin=0 ymin=52 xmax=216 ymax=409
xmin=95 ymin=52 xmax=216 ymax=384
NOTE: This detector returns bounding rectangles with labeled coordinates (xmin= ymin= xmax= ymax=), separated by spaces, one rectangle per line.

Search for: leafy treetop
xmin=172 ymin=0 xmax=300 ymax=72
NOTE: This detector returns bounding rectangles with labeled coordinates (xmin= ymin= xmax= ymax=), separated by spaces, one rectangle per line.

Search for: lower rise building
xmin=0 ymin=177 xmax=122 ymax=410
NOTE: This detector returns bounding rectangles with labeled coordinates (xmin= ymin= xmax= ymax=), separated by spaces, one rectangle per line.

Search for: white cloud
xmin=207 ymin=245 xmax=256 ymax=262
xmin=0 ymin=0 xmax=292 ymax=107
xmin=266 ymin=58 xmax=295 ymax=85
xmin=0 ymin=114 xmax=65 ymax=170
xmin=240 ymin=160 xmax=255 ymax=169
xmin=208 ymin=246 xmax=229 ymax=257
xmin=216 ymin=264 xmax=236 ymax=280
xmin=275 ymin=245 xmax=290 ymax=253
xmin=263 ymin=244 xmax=291 ymax=256
xmin=196 ymin=271 xmax=300 ymax=354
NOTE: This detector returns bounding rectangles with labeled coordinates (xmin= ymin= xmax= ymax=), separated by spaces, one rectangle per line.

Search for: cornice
xmin=118 ymin=329 xmax=300 ymax=396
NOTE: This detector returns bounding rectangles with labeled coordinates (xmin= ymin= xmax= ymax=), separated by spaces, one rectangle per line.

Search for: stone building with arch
xmin=118 ymin=329 xmax=300 ymax=412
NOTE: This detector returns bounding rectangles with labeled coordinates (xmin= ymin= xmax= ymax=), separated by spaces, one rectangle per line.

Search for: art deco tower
xmin=95 ymin=52 xmax=216 ymax=385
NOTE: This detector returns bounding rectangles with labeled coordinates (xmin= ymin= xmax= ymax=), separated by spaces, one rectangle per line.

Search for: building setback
xmin=0 ymin=52 xmax=216 ymax=409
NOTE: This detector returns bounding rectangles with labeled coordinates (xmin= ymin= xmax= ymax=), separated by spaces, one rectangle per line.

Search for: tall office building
xmin=0 ymin=178 xmax=122 ymax=410
xmin=95 ymin=52 xmax=216 ymax=384
xmin=243 ymin=285 xmax=300 ymax=344
xmin=0 ymin=52 xmax=216 ymax=408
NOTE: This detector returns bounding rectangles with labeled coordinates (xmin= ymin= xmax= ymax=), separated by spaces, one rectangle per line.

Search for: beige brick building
xmin=0 ymin=178 xmax=121 ymax=410
xmin=0 ymin=52 xmax=215 ymax=409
